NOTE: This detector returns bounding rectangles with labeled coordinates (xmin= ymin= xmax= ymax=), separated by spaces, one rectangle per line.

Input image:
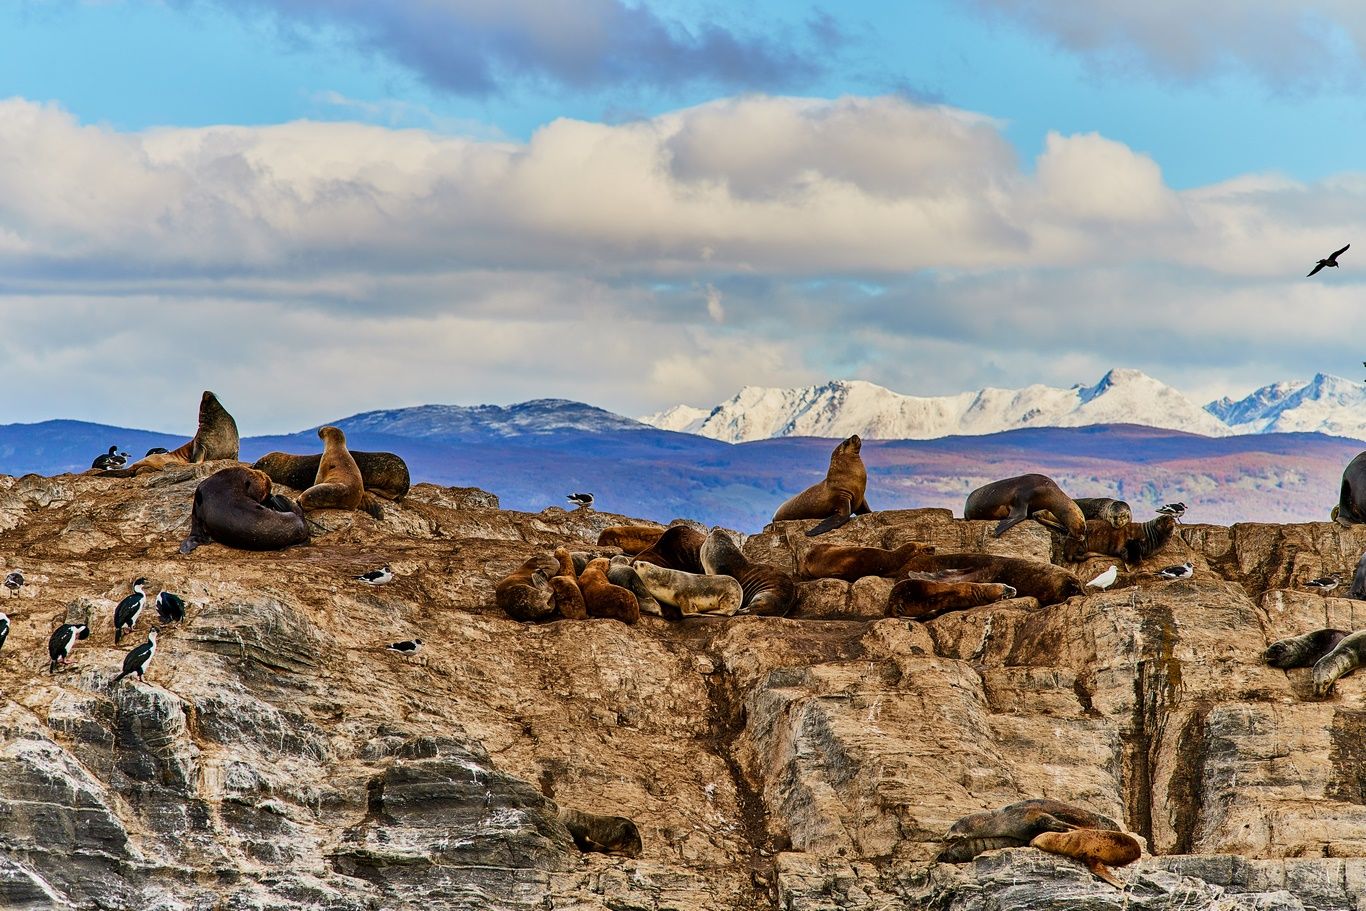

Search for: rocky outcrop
xmin=2 ymin=466 xmax=1366 ymax=909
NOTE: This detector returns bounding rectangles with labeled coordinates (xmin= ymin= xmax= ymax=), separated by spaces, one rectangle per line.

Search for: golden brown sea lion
xmin=1062 ymin=515 xmax=1177 ymax=564
xmin=632 ymin=562 xmax=743 ymax=616
xmin=901 ymin=552 xmax=1083 ymax=606
xmin=299 ymin=426 xmax=383 ymax=518
xmin=1073 ymin=497 xmax=1132 ymax=529
xmin=495 ymin=555 xmax=556 ymax=622
xmin=101 ymin=391 xmax=239 ymax=476
xmin=252 ymin=450 xmax=410 ymax=502
xmin=581 ymin=557 xmax=640 ymax=624
xmin=886 ymin=573 xmax=1016 ymax=620
xmin=936 ymin=799 xmax=1124 ymax=863
xmin=550 ymin=547 xmax=587 ymax=620
xmin=799 ymin=542 xmax=936 ymax=582
xmin=596 ymin=525 xmax=666 ymax=554
xmin=607 ymin=555 xmax=672 ymax=618
xmin=964 ymin=474 xmax=1085 ymax=542
xmin=179 ymin=467 xmax=308 ymax=554
xmin=771 ymin=435 xmax=871 ymax=537
xmin=632 ymin=525 xmax=706 ymax=574
xmin=699 ymin=528 xmax=795 ymax=616
xmin=1031 ymin=829 xmax=1142 ymax=888
xmin=558 ymin=807 xmax=643 ymax=857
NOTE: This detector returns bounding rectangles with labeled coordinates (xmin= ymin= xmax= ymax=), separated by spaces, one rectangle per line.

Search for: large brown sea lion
xmin=581 ymin=557 xmax=641 ymax=624
xmin=495 ymin=555 xmax=556 ymax=621
xmin=699 ymin=528 xmax=796 ymax=616
xmin=772 ymin=435 xmax=871 ymax=537
xmin=252 ymin=450 xmax=410 ymax=502
xmin=964 ymin=474 xmax=1085 ymax=543
xmin=101 ymin=391 xmax=239 ymax=476
xmin=558 ymin=807 xmax=643 ymax=857
xmin=596 ymin=525 xmax=666 ymax=554
xmin=632 ymin=525 xmax=706 ymax=574
xmin=632 ymin=562 xmax=742 ymax=617
xmin=1031 ymin=829 xmax=1142 ymax=888
xmin=1063 ymin=515 xmax=1177 ymax=564
xmin=1336 ymin=452 xmax=1366 ymax=526
xmin=550 ymin=547 xmax=587 ymax=620
xmin=607 ymin=556 xmax=672 ymax=618
xmin=299 ymin=427 xmax=384 ymax=519
xmin=799 ymin=542 xmax=936 ymax=582
xmin=886 ymin=574 xmax=1016 ymax=620
xmin=179 ymin=467 xmax=309 ymax=555
xmin=1073 ymin=497 xmax=1132 ymax=529
xmin=936 ymin=799 xmax=1124 ymax=863
xmin=901 ymin=553 xmax=1083 ymax=606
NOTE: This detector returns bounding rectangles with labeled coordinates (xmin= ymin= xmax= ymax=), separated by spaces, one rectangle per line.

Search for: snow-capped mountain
xmin=640 ymin=370 xmax=1235 ymax=442
xmin=1207 ymin=374 xmax=1366 ymax=437
xmin=332 ymin=399 xmax=648 ymax=440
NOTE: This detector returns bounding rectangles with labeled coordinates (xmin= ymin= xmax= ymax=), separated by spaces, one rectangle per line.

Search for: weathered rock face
xmin=3 ymin=469 xmax=1366 ymax=909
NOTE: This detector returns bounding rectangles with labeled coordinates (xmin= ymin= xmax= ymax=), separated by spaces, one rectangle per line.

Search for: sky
xmin=3 ymin=0 xmax=1366 ymax=432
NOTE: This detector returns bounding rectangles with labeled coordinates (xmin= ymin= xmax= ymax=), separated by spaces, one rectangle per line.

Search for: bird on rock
xmin=1157 ymin=562 xmax=1194 ymax=580
xmin=356 ymin=565 xmax=394 ymax=585
xmin=1086 ymin=565 xmax=1118 ymax=590
xmin=1156 ymin=503 xmax=1187 ymax=519
xmin=155 ymin=591 xmax=186 ymax=624
xmin=0 ymin=612 xmax=8 ymax=652
xmin=114 ymin=578 xmax=148 ymax=644
xmin=567 ymin=493 xmax=594 ymax=509
xmin=1305 ymin=574 xmax=1342 ymax=593
xmin=4 ymin=571 xmax=22 ymax=592
xmin=387 ymin=638 xmax=423 ymax=657
xmin=48 ymin=623 xmax=90 ymax=673
xmin=92 ymin=446 xmax=123 ymax=470
xmin=112 ymin=629 xmax=158 ymax=686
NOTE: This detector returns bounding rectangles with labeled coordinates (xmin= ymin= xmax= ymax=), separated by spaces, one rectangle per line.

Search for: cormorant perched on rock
xmin=114 ymin=578 xmax=147 ymax=644
xmin=112 ymin=629 xmax=158 ymax=685
xmin=155 ymin=591 xmax=186 ymax=623
xmin=49 ymin=623 xmax=90 ymax=673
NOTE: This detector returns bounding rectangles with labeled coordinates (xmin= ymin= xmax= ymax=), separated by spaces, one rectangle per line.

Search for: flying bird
xmin=387 ymin=638 xmax=423 ymax=656
xmin=1305 ymin=573 xmax=1342 ymax=593
xmin=1157 ymin=562 xmax=1195 ymax=580
xmin=1086 ymin=565 xmax=1118 ymax=590
xmin=112 ymin=629 xmax=158 ymax=686
xmin=356 ymin=565 xmax=394 ymax=585
xmin=1308 ymin=244 xmax=1350 ymax=277
xmin=567 ymin=493 xmax=594 ymax=509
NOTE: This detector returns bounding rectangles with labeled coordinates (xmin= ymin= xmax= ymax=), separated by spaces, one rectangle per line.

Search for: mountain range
xmin=641 ymin=370 xmax=1366 ymax=442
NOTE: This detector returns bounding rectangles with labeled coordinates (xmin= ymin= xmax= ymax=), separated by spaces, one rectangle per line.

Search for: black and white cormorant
xmin=155 ymin=591 xmax=186 ymax=623
xmin=114 ymin=578 xmax=148 ymax=644
xmin=112 ymin=629 xmax=158 ymax=686
xmin=48 ymin=623 xmax=91 ymax=673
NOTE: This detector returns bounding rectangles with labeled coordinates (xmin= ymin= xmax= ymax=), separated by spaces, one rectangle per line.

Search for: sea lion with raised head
xmin=558 ymin=807 xmax=643 ymax=857
xmin=299 ymin=426 xmax=384 ymax=519
xmin=101 ymin=391 xmax=240 ymax=476
xmin=632 ymin=525 xmax=706 ymax=574
xmin=1030 ymin=829 xmax=1142 ymax=888
xmin=607 ymin=555 xmax=672 ymax=618
xmin=799 ymin=542 xmax=936 ymax=582
xmin=1063 ymin=516 xmax=1178 ymax=565
xmin=596 ymin=525 xmax=667 ymax=554
xmin=1073 ymin=497 xmax=1132 ymax=529
xmin=965 ymin=474 xmax=1085 ymax=542
xmin=495 ymin=555 xmax=557 ymax=622
xmin=252 ymin=450 xmax=410 ymax=502
xmin=580 ymin=557 xmax=640 ymax=624
xmin=550 ymin=547 xmax=587 ymax=620
xmin=772 ymin=435 xmax=871 ymax=537
xmin=179 ymin=467 xmax=309 ymax=555
xmin=699 ymin=528 xmax=796 ymax=616
xmin=886 ymin=574 xmax=1017 ymax=620
xmin=632 ymin=562 xmax=742 ymax=617
xmin=901 ymin=552 xmax=1083 ymax=606
xmin=936 ymin=799 xmax=1124 ymax=864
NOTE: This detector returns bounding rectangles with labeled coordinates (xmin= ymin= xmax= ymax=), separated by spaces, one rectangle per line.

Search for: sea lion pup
xmin=558 ymin=807 xmax=643 ymax=858
xmin=101 ymin=391 xmax=240 ymax=476
xmin=580 ymin=557 xmax=641 ymax=624
xmin=699 ymin=528 xmax=796 ymax=616
xmin=901 ymin=553 xmax=1083 ymax=606
xmin=596 ymin=525 xmax=666 ymax=554
xmin=632 ymin=525 xmax=706 ymax=574
xmin=252 ymin=450 xmax=410 ymax=502
xmin=1073 ymin=497 xmax=1132 ymax=529
xmin=632 ymin=562 xmax=743 ymax=617
xmin=799 ymin=542 xmax=936 ymax=582
xmin=607 ymin=555 xmax=673 ymax=618
xmin=887 ymin=573 xmax=1016 ymax=620
xmin=964 ymin=474 xmax=1085 ymax=543
xmin=549 ymin=548 xmax=587 ymax=620
xmin=495 ymin=555 xmax=556 ymax=622
xmin=298 ymin=426 xmax=384 ymax=519
xmin=771 ymin=435 xmax=871 ymax=537
xmin=179 ymin=467 xmax=309 ymax=555
xmin=936 ymin=799 xmax=1124 ymax=864
xmin=1063 ymin=515 xmax=1178 ymax=565
xmin=1031 ymin=829 xmax=1141 ymax=888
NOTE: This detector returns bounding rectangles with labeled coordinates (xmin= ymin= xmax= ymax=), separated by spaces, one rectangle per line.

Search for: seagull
xmin=1308 ymin=243 xmax=1350 ymax=277
xmin=1156 ymin=503 xmax=1187 ymax=520
xmin=1157 ymin=561 xmax=1195 ymax=580
xmin=387 ymin=638 xmax=423 ymax=656
xmin=356 ymin=565 xmax=394 ymax=585
xmin=3 ymin=571 xmax=23 ymax=592
xmin=1086 ymin=565 xmax=1118 ymax=590
xmin=1305 ymin=573 xmax=1343 ymax=593
xmin=145 ymin=447 xmax=169 ymax=456
xmin=567 ymin=493 xmax=594 ymax=509
xmin=112 ymin=629 xmax=158 ymax=686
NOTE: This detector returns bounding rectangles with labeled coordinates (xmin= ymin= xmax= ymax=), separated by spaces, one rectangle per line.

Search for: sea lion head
xmin=836 ymin=434 xmax=862 ymax=455
xmin=318 ymin=425 xmax=346 ymax=445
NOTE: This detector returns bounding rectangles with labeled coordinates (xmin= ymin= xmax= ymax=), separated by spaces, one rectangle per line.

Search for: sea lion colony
xmin=20 ymin=393 xmax=1366 ymax=883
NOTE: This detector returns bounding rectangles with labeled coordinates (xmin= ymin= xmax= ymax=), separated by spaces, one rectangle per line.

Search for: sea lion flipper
xmin=853 ymin=497 xmax=872 ymax=516
xmin=361 ymin=492 xmax=385 ymax=520
xmin=992 ymin=514 xmax=1024 ymax=537
xmin=805 ymin=514 xmax=852 ymax=537
xmin=1087 ymin=860 xmax=1123 ymax=888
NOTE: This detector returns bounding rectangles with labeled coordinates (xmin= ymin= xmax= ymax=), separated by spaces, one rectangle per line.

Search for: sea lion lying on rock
xmin=936 ymin=798 xmax=1125 ymax=864
xmin=558 ymin=807 xmax=643 ymax=857
xmin=549 ymin=548 xmax=587 ymax=620
xmin=887 ymin=574 xmax=1016 ymax=620
xmin=179 ymin=467 xmax=308 ymax=555
xmin=632 ymin=562 xmax=742 ymax=617
xmin=700 ymin=528 xmax=795 ymax=616
xmin=964 ymin=474 xmax=1085 ymax=543
xmin=102 ymin=391 xmax=239 ymax=477
xmin=581 ymin=557 xmax=640 ymax=624
xmin=608 ymin=555 xmax=672 ymax=618
xmin=901 ymin=553 xmax=1083 ymax=606
xmin=1031 ymin=829 xmax=1142 ymax=888
xmin=799 ymin=542 xmax=935 ymax=582
xmin=632 ymin=525 xmax=705 ymax=574
xmin=1063 ymin=515 xmax=1177 ymax=565
xmin=496 ymin=555 xmax=557 ymax=621
xmin=772 ymin=435 xmax=871 ymax=537
xmin=1264 ymin=627 xmax=1365 ymax=697
xmin=1073 ymin=497 xmax=1132 ymax=529
xmin=596 ymin=525 xmax=666 ymax=554
xmin=252 ymin=450 xmax=410 ymax=502
xmin=1336 ymin=451 xmax=1366 ymax=526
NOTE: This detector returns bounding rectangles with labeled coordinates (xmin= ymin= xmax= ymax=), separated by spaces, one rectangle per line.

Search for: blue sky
xmin=2 ymin=0 xmax=1366 ymax=430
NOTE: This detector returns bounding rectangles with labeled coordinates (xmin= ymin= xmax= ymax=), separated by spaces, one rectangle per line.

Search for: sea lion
xmin=1063 ymin=516 xmax=1178 ymax=565
xmin=101 ymin=391 xmax=240 ymax=476
xmin=607 ymin=555 xmax=672 ymax=619
xmin=771 ymin=435 xmax=871 ymax=537
xmin=252 ymin=450 xmax=410 ymax=502
xmin=1312 ymin=631 xmax=1366 ymax=696
xmin=558 ymin=807 xmax=643 ymax=857
xmin=1073 ymin=497 xmax=1132 ymax=529
xmin=1264 ymin=628 xmax=1351 ymax=669
xmin=901 ymin=553 xmax=1083 ymax=606
xmin=596 ymin=525 xmax=666 ymax=554
xmin=580 ymin=557 xmax=640 ymax=624
xmin=886 ymin=574 xmax=1017 ymax=620
xmin=1030 ymin=829 xmax=1142 ymax=888
xmin=632 ymin=525 xmax=706 ymax=574
xmin=699 ymin=528 xmax=796 ymax=616
xmin=632 ymin=562 xmax=743 ymax=617
xmin=550 ymin=548 xmax=587 ymax=621
xmin=936 ymin=799 xmax=1124 ymax=864
xmin=495 ymin=555 xmax=556 ymax=622
xmin=1337 ymin=452 xmax=1366 ymax=526
xmin=299 ymin=426 xmax=383 ymax=519
xmin=179 ymin=467 xmax=309 ymax=555
xmin=799 ymin=542 xmax=936 ymax=582
xmin=1352 ymin=548 xmax=1366 ymax=600
xmin=964 ymin=474 xmax=1085 ymax=543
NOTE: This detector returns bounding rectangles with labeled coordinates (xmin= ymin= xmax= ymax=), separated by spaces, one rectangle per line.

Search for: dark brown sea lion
xmin=596 ymin=525 xmax=666 ymax=554
xmin=771 ymin=435 xmax=871 ymax=537
xmin=1073 ymin=497 xmax=1132 ymax=529
xmin=799 ymin=542 xmax=936 ymax=582
xmin=1063 ymin=516 xmax=1177 ymax=564
xmin=558 ymin=807 xmax=643 ymax=857
xmin=699 ymin=528 xmax=796 ymax=616
xmin=1336 ymin=452 xmax=1366 ymax=526
xmin=495 ymin=555 xmax=556 ymax=621
xmin=1031 ymin=829 xmax=1142 ymax=888
xmin=632 ymin=525 xmax=706 ymax=574
xmin=901 ymin=553 xmax=1083 ymax=606
xmin=179 ymin=467 xmax=308 ymax=555
xmin=550 ymin=547 xmax=587 ymax=620
xmin=1265 ymin=627 xmax=1366 ymax=697
xmin=886 ymin=574 xmax=1016 ymax=620
xmin=936 ymin=799 xmax=1124 ymax=863
xmin=252 ymin=450 xmax=410 ymax=502
xmin=299 ymin=426 xmax=384 ymax=518
xmin=101 ymin=391 xmax=240 ymax=476
xmin=581 ymin=557 xmax=640 ymax=624
xmin=964 ymin=474 xmax=1085 ymax=543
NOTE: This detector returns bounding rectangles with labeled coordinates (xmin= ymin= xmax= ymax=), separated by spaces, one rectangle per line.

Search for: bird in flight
xmin=1308 ymin=244 xmax=1350 ymax=277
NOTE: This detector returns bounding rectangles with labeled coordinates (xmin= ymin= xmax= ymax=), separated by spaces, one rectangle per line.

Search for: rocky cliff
xmin=2 ymin=463 xmax=1366 ymax=910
